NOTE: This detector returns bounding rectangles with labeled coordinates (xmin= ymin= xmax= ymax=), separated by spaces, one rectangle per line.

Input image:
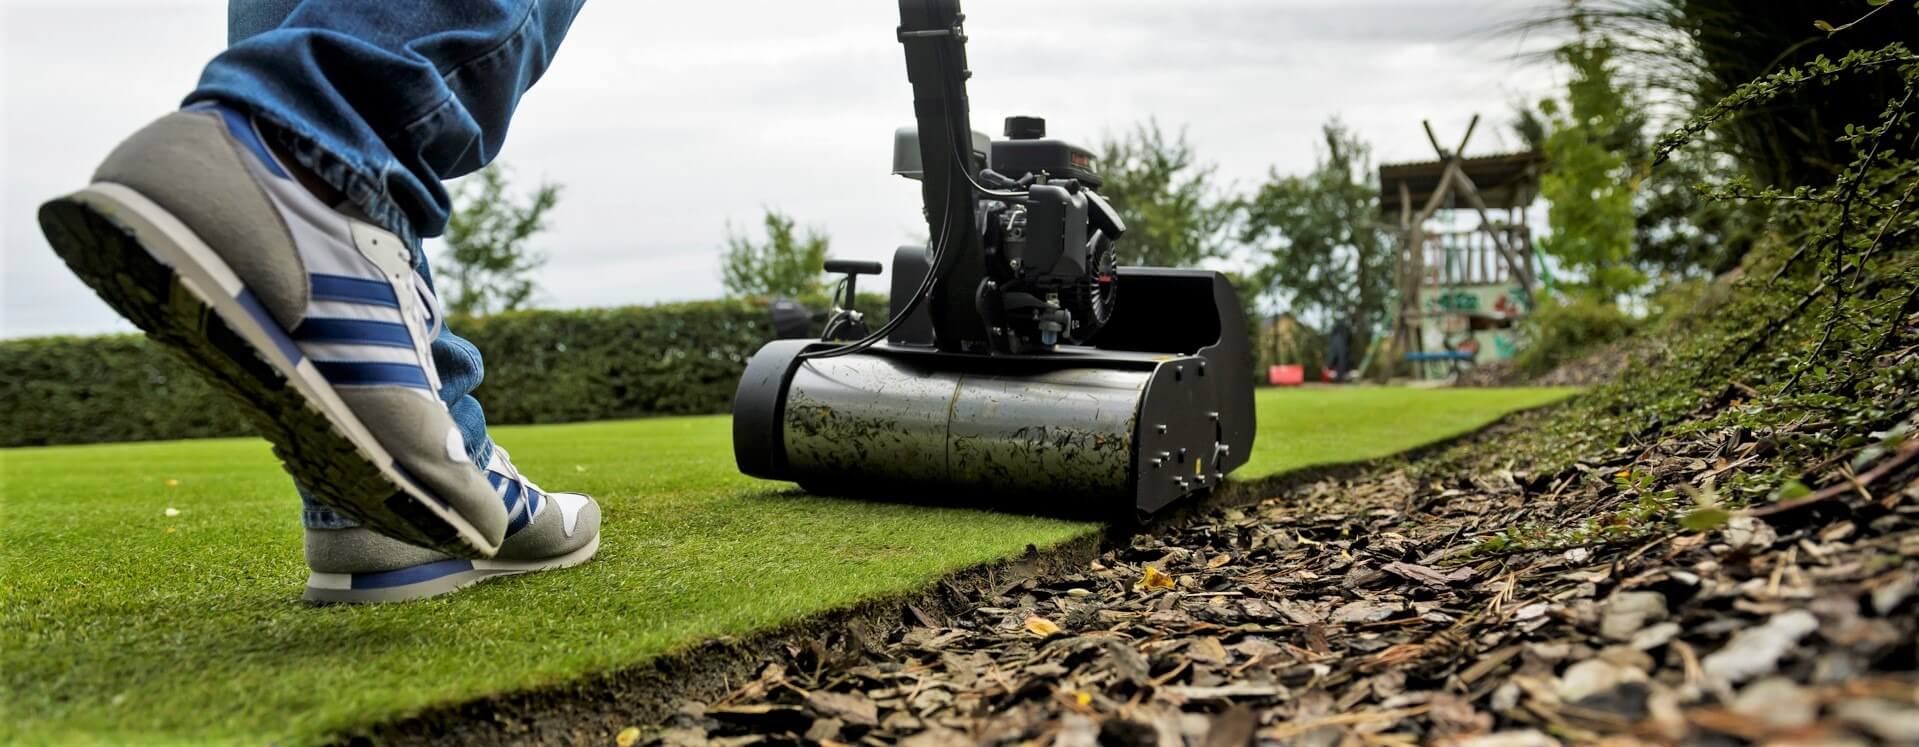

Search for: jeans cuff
xmin=302 ymin=505 xmax=360 ymax=530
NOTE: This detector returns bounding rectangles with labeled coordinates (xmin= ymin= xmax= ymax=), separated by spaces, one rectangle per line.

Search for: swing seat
xmin=1404 ymin=351 xmax=1476 ymax=363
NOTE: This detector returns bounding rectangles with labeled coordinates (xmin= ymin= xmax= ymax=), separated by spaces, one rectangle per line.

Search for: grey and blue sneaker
xmin=303 ymin=446 xmax=601 ymax=603
xmin=37 ymin=107 xmax=508 ymax=557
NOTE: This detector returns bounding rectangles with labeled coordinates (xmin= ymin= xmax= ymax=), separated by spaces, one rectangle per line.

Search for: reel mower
xmin=732 ymin=0 xmax=1255 ymax=518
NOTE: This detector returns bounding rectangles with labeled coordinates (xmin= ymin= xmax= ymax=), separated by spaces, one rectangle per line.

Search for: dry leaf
xmin=163 ymin=507 xmax=181 ymax=518
xmin=1137 ymin=565 xmax=1176 ymax=591
xmin=615 ymin=726 xmax=641 ymax=747
xmin=1022 ymin=615 xmax=1062 ymax=638
xmin=1382 ymin=561 xmax=1473 ymax=586
xmin=806 ymin=690 xmax=878 ymax=727
xmin=1188 ymin=636 xmax=1229 ymax=664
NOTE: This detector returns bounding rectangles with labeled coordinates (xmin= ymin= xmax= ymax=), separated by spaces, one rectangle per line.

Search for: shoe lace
xmin=491 ymin=446 xmax=547 ymax=517
xmin=411 ymin=272 xmax=445 ymax=342
xmin=408 ymin=271 xmax=448 ymax=392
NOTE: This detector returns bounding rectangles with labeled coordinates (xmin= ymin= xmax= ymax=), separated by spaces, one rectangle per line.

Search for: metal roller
xmin=781 ymin=355 xmax=1144 ymax=500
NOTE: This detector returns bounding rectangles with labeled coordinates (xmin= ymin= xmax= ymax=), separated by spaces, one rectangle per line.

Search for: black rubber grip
xmin=824 ymin=259 xmax=884 ymax=276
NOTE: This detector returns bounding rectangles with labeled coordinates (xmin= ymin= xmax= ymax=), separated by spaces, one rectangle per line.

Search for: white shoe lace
xmin=490 ymin=447 xmax=547 ymax=518
xmin=410 ymin=271 xmax=447 ymax=392
xmin=412 ymin=272 xmax=446 ymax=342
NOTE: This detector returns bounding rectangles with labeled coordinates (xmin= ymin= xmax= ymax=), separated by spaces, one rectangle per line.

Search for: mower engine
xmin=731 ymin=0 xmax=1255 ymax=518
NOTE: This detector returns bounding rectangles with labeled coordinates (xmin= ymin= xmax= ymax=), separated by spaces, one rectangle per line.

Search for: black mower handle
xmin=824 ymin=258 xmax=884 ymax=310
xmin=824 ymin=259 xmax=883 ymax=276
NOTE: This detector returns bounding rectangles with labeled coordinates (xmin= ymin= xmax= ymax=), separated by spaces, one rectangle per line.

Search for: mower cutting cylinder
xmin=780 ymin=354 xmax=1144 ymax=501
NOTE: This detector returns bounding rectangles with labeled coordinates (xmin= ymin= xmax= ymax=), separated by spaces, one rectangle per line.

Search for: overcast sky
xmin=1 ymin=0 xmax=1559 ymax=338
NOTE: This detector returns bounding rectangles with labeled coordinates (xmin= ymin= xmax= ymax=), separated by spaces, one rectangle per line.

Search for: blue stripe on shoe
xmin=292 ymin=318 xmax=414 ymax=348
xmin=313 ymin=361 xmax=431 ymax=389
xmin=185 ymin=102 xmax=290 ymax=179
xmin=309 ymin=274 xmax=400 ymax=307
xmin=505 ymin=502 xmax=532 ymax=536
xmin=487 ymin=471 xmax=541 ymax=538
xmin=235 ymin=289 xmax=304 ymax=365
xmin=499 ymin=480 xmax=523 ymax=515
xmin=350 ymin=558 xmax=474 ymax=590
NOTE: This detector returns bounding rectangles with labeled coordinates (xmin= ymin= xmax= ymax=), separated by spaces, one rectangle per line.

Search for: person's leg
xmin=203 ymin=0 xmax=586 ymax=244
xmin=233 ymin=0 xmax=583 ymax=531
xmin=39 ymin=0 xmax=587 ymax=559
xmin=212 ymin=1 xmax=597 ymax=590
xmin=224 ymin=0 xmax=572 ymax=529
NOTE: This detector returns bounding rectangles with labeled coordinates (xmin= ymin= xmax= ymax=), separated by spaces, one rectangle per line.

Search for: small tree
xmin=1241 ymin=120 xmax=1394 ymax=332
xmin=1535 ymin=38 xmax=1645 ymax=300
xmin=441 ymin=164 xmax=560 ymax=317
xmin=719 ymin=209 xmax=830 ymax=298
xmin=1095 ymin=122 xmax=1234 ymax=268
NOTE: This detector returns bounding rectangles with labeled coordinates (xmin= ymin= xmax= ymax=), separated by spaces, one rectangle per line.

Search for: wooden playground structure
xmin=1378 ymin=115 xmax=1544 ymax=379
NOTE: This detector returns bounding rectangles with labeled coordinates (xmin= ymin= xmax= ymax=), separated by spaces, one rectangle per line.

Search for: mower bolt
xmin=1155 ymin=424 xmax=1168 ymax=434
xmin=1174 ymin=365 xmax=1184 ymax=381
xmin=1208 ymin=411 xmax=1219 ymax=421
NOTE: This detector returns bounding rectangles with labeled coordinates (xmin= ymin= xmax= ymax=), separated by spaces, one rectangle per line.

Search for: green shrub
xmin=1 ymin=295 xmax=887 ymax=447
xmin=0 ymin=334 xmax=253 ymax=446
xmin=454 ymin=299 xmax=778 ymax=424
xmin=1512 ymin=294 xmax=1639 ymax=378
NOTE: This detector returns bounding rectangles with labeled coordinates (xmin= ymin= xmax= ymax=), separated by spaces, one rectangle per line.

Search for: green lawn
xmin=1239 ymin=387 xmax=1577 ymax=478
xmin=0 ymin=386 xmax=1573 ymax=744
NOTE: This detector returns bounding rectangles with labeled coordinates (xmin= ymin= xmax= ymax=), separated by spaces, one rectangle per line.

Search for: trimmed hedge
xmin=1 ymin=296 xmax=884 ymax=447
xmin=454 ymin=300 xmax=780 ymax=425
xmin=0 ymin=334 xmax=255 ymax=446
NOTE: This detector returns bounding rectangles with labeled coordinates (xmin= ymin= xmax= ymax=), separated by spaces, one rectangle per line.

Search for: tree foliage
xmin=1095 ymin=122 xmax=1234 ymax=268
xmin=1522 ymin=0 xmax=1919 ymax=189
xmin=1535 ymin=38 xmax=1647 ymax=299
xmin=1241 ymin=120 xmax=1394 ymax=331
xmin=1630 ymin=137 xmax=1755 ymax=280
xmin=1514 ymin=14 xmax=1757 ymax=288
xmin=719 ymin=209 xmax=830 ymax=298
xmin=440 ymin=164 xmax=560 ymax=317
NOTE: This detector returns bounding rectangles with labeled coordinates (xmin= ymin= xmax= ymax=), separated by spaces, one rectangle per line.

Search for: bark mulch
xmin=629 ymin=408 xmax=1919 ymax=746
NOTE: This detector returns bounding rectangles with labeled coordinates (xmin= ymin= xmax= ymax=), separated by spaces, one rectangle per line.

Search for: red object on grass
xmin=1268 ymin=364 xmax=1304 ymax=386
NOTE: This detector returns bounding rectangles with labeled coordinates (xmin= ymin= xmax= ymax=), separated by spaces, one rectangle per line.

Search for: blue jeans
xmin=191 ymin=1 xmax=585 ymax=529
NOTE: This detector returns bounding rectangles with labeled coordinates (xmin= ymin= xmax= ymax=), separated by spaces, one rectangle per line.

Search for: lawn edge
xmin=329 ymin=393 xmax=1577 ymax=746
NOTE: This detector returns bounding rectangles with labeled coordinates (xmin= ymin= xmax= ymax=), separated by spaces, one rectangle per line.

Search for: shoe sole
xmin=303 ymin=534 xmax=600 ymax=604
xmin=38 ymin=184 xmax=498 ymax=558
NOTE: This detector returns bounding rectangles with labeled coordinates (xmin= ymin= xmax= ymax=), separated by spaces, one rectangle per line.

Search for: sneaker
xmin=303 ymin=446 xmax=602 ymax=603
xmin=37 ymin=106 xmax=507 ymax=557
